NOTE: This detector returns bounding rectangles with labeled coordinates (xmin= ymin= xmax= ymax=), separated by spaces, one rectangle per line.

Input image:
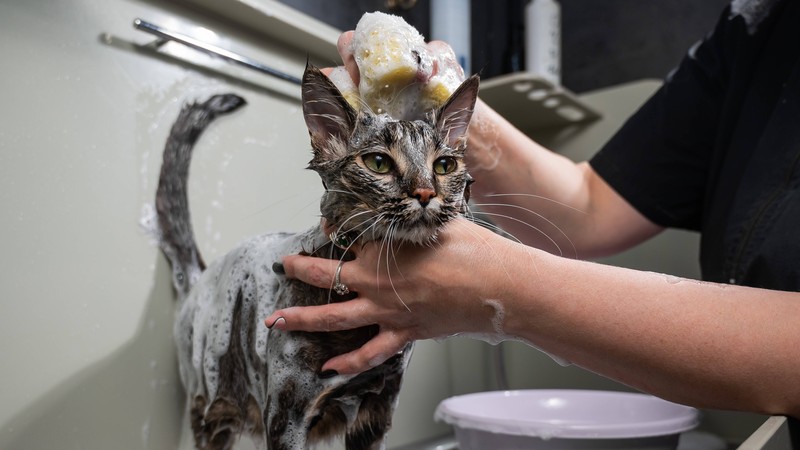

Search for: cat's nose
xmin=412 ymin=188 xmax=436 ymax=207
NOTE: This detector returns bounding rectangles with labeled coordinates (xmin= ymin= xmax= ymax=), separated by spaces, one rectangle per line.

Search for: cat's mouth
xmin=371 ymin=197 xmax=458 ymax=244
xmin=328 ymin=197 xmax=456 ymax=246
xmin=330 ymin=221 xmax=440 ymax=248
xmin=390 ymin=227 xmax=441 ymax=245
xmin=378 ymin=213 xmax=447 ymax=245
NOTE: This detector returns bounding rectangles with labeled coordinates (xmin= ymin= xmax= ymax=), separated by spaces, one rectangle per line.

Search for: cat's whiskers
xmin=383 ymin=220 xmax=412 ymax=312
xmin=324 ymin=187 xmax=360 ymax=197
xmin=469 ymin=202 xmax=578 ymax=258
xmin=465 ymin=214 xmax=527 ymax=248
xmin=353 ymin=95 xmax=377 ymax=116
xmin=427 ymin=231 xmax=446 ymax=252
xmin=484 ymin=192 xmax=588 ymax=215
xmin=347 ymin=213 xmax=385 ymax=251
xmin=335 ymin=209 xmax=378 ymax=237
xmin=374 ymin=218 xmax=393 ymax=291
xmin=324 ymin=211 xmax=374 ymax=260
xmin=248 ymin=187 xmax=321 ymax=220
xmin=459 ymin=215 xmax=540 ymax=281
xmin=324 ymin=215 xmax=385 ymax=305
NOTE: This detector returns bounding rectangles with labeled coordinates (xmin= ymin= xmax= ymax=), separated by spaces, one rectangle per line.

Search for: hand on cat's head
xmin=320 ymin=31 xmax=360 ymax=86
xmin=321 ymin=30 xmax=461 ymax=94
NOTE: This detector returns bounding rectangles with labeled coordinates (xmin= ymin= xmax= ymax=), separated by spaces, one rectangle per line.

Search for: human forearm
xmin=466 ymin=100 xmax=590 ymax=252
xmin=501 ymin=242 xmax=800 ymax=417
xmin=465 ymin=100 xmax=662 ymax=257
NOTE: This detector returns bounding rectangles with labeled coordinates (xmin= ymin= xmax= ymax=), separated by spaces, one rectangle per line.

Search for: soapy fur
xmin=154 ymin=64 xmax=479 ymax=450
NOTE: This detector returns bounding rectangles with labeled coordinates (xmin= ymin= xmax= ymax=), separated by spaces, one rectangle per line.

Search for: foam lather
xmin=333 ymin=11 xmax=466 ymax=120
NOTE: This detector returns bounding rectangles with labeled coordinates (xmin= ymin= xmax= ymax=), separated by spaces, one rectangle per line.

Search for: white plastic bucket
xmin=435 ymin=390 xmax=699 ymax=450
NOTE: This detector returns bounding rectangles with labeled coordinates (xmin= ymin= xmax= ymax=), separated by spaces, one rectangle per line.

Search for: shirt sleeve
xmin=589 ymin=6 xmax=737 ymax=231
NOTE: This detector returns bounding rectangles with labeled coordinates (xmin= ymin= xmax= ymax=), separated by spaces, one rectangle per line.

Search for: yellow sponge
xmin=333 ymin=12 xmax=465 ymax=120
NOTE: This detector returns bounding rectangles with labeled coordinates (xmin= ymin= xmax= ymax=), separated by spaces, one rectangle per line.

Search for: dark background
xmin=276 ymin=0 xmax=729 ymax=93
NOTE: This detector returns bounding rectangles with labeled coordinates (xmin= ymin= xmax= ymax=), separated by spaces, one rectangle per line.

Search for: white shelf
xmin=179 ymin=0 xmax=340 ymax=63
xmin=479 ymin=72 xmax=602 ymax=132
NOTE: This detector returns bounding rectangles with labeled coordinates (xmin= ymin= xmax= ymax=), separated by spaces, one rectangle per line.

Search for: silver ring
xmin=333 ymin=261 xmax=349 ymax=295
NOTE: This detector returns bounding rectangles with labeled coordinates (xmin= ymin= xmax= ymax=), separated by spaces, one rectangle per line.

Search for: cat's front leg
xmin=264 ymin=330 xmax=317 ymax=449
xmin=342 ymin=390 xmax=397 ymax=450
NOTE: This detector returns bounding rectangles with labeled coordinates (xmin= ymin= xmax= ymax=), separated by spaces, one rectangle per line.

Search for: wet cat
xmin=154 ymin=65 xmax=479 ymax=450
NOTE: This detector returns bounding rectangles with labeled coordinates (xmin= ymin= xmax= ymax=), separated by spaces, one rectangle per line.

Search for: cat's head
xmin=301 ymin=65 xmax=479 ymax=246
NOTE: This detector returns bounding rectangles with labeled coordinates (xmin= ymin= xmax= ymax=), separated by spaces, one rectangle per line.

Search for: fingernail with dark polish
xmin=319 ymin=370 xmax=339 ymax=379
xmin=272 ymin=262 xmax=285 ymax=275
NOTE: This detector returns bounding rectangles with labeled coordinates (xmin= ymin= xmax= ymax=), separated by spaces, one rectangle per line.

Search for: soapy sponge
xmin=332 ymin=12 xmax=465 ymax=120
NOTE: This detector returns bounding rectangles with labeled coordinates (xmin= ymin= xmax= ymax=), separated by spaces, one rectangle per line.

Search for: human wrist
xmin=465 ymin=99 xmax=504 ymax=173
xmin=489 ymin=241 xmax=554 ymax=341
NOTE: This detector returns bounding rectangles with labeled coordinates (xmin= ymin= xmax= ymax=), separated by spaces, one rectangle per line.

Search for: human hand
xmin=321 ymin=29 xmax=467 ymax=118
xmin=264 ymin=218 xmax=516 ymax=375
xmin=319 ymin=31 xmax=360 ymax=82
xmin=323 ymin=29 xmax=464 ymax=83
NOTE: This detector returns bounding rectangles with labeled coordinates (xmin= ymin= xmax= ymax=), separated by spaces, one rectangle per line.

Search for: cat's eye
xmin=362 ymin=153 xmax=393 ymax=174
xmin=433 ymin=157 xmax=457 ymax=175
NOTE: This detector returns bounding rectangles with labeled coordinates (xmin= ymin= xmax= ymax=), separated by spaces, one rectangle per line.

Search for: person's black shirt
xmin=590 ymin=0 xmax=800 ymax=291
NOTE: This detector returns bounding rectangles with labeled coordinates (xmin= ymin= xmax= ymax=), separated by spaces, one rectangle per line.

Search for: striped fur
xmin=155 ymin=66 xmax=479 ymax=449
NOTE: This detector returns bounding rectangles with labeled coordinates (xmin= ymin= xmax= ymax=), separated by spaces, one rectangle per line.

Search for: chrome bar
xmin=133 ymin=18 xmax=302 ymax=85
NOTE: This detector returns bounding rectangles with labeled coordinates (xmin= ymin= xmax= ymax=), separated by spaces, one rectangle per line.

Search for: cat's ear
xmin=435 ymin=74 xmax=480 ymax=149
xmin=302 ymin=64 xmax=357 ymax=165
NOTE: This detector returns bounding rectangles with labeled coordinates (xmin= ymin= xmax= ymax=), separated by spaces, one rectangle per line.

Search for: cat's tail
xmin=156 ymin=94 xmax=247 ymax=300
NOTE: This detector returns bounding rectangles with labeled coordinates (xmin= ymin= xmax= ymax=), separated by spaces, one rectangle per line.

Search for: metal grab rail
xmin=132 ymin=18 xmax=301 ymax=85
